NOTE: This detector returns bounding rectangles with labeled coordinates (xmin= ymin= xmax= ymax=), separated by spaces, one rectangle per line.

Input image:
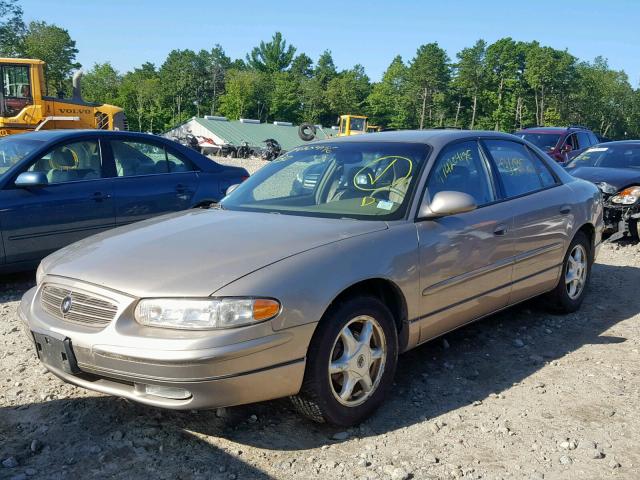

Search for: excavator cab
xmin=338 ymin=115 xmax=368 ymax=136
xmin=0 ymin=63 xmax=34 ymax=117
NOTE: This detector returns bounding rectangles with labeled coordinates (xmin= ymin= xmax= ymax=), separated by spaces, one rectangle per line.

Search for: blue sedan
xmin=0 ymin=130 xmax=248 ymax=272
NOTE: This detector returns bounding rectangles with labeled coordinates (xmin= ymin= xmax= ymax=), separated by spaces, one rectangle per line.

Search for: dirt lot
xmin=1 ymin=240 xmax=639 ymax=480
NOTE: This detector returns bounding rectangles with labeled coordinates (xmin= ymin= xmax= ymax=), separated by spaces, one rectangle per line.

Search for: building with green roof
xmin=166 ymin=116 xmax=336 ymax=152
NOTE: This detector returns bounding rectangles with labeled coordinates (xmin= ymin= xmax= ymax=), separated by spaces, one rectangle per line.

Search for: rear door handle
xmin=494 ymin=224 xmax=508 ymax=236
xmin=92 ymin=192 xmax=111 ymax=202
xmin=560 ymin=205 xmax=572 ymax=214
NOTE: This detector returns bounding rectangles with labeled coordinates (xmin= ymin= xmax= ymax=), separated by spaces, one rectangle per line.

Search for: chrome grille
xmin=41 ymin=285 xmax=118 ymax=328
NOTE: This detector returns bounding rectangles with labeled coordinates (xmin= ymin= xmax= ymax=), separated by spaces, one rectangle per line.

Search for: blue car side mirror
xmin=15 ymin=171 xmax=49 ymax=188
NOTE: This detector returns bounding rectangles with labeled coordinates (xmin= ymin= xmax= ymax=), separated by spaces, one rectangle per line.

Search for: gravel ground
xmin=1 ymin=241 xmax=639 ymax=480
xmin=212 ymin=155 xmax=269 ymax=175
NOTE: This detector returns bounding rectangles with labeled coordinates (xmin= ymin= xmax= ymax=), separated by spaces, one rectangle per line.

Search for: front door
xmin=109 ymin=139 xmax=199 ymax=225
xmin=0 ymin=138 xmax=115 ymax=265
xmin=416 ymin=140 xmax=514 ymax=343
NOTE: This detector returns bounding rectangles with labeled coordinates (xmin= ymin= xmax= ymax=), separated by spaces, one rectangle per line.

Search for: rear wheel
xmin=546 ymin=231 xmax=591 ymax=313
xmin=290 ymin=296 xmax=398 ymax=426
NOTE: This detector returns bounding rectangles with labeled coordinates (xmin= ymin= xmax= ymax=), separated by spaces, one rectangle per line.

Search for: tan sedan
xmin=19 ymin=130 xmax=603 ymax=426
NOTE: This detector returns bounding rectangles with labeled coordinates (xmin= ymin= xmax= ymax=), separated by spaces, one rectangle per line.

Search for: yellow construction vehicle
xmin=337 ymin=114 xmax=381 ymax=136
xmin=0 ymin=58 xmax=126 ymax=137
xmin=298 ymin=114 xmax=381 ymax=142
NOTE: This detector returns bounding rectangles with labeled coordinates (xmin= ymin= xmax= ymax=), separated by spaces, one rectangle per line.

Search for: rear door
xmin=482 ymin=139 xmax=571 ymax=304
xmin=109 ymin=138 xmax=200 ymax=225
xmin=416 ymin=140 xmax=514 ymax=342
xmin=0 ymin=137 xmax=115 ymax=264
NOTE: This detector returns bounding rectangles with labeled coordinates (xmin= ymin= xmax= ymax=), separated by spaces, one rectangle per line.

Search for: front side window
xmin=28 ymin=140 xmax=103 ymax=184
xmin=485 ymin=140 xmax=555 ymax=198
xmin=0 ymin=137 xmax=43 ymax=179
xmin=222 ymin=142 xmax=430 ymax=220
xmin=426 ymin=141 xmax=495 ymax=206
xmin=1 ymin=65 xmax=32 ymax=117
xmin=112 ymin=140 xmax=193 ymax=177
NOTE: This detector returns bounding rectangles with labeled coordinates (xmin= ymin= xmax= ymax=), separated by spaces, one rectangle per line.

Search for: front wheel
xmin=546 ymin=231 xmax=591 ymax=313
xmin=290 ymin=296 xmax=398 ymax=426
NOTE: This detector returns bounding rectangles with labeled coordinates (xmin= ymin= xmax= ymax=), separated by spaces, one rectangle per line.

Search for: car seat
xmin=48 ymin=149 xmax=79 ymax=183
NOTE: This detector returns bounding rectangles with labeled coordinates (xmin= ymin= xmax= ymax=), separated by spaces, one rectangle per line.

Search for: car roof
xmin=516 ymin=126 xmax=592 ymax=134
xmin=311 ymin=129 xmax=523 ymax=149
xmin=8 ymin=130 xmax=161 ymax=142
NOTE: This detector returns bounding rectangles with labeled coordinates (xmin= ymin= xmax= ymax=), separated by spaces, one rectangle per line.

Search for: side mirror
xmin=418 ymin=191 xmax=477 ymax=219
xmin=15 ymin=171 xmax=48 ymax=188
xmin=225 ymin=183 xmax=240 ymax=196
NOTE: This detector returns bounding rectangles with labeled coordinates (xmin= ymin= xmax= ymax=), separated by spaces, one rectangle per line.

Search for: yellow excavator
xmin=0 ymin=58 xmax=126 ymax=137
xmin=298 ymin=114 xmax=381 ymax=142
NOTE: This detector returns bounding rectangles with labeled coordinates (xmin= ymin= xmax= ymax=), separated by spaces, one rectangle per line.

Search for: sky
xmin=18 ymin=0 xmax=640 ymax=87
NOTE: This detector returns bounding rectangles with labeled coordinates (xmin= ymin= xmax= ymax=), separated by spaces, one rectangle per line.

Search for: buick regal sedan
xmin=19 ymin=130 xmax=603 ymax=426
xmin=0 ymin=130 xmax=248 ymax=272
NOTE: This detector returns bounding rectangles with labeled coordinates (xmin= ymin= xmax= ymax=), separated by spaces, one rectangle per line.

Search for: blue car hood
xmin=567 ymin=166 xmax=640 ymax=191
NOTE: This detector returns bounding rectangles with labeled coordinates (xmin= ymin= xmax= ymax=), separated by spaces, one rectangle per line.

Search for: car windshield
xmin=567 ymin=144 xmax=640 ymax=170
xmin=221 ymin=142 xmax=430 ymax=220
xmin=0 ymin=137 xmax=43 ymax=178
xmin=518 ymin=133 xmax=562 ymax=151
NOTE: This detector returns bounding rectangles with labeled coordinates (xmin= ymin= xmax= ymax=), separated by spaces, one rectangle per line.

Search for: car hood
xmin=567 ymin=166 xmax=640 ymax=191
xmin=41 ymin=209 xmax=387 ymax=297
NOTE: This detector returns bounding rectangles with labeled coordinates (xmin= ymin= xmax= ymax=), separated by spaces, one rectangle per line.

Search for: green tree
xmin=82 ymin=62 xmax=121 ymax=105
xmin=219 ymin=69 xmax=261 ymax=119
xmin=119 ymin=63 xmax=160 ymax=132
xmin=158 ymin=49 xmax=207 ymax=125
xmin=201 ymin=45 xmax=231 ymax=115
xmin=291 ymin=53 xmax=313 ymax=77
xmin=326 ymin=65 xmax=371 ymax=117
xmin=269 ymin=71 xmax=302 ymax=122
xmin=21 ymin=21 xmax=80 ymax=95
xmin=246 ymin=31 xmax=296 ymax=73
xmin=407 ymin=42 xmax=451 ymax=128
xmin=0 ymin=0 xmax=25 ymax=56
xmin=453 ymin=40 xmax=487 ymax=129
xmin=366 ymin=55 xmax=410 ymax=129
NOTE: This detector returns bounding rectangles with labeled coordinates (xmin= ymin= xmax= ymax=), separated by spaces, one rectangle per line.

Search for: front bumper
xmin=19 ymin=278 xmax=314 ymax=409
xmin=603 ymin=202 xmax=640 ymax=236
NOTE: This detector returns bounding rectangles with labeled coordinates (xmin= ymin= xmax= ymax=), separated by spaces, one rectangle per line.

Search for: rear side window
xmin=112 ymin=140 xmax=193 ymax=177
xmin=484 ymin=140 xmax=556 ymax=198
xmin=426 ymin=141 xmax=495 ymax=206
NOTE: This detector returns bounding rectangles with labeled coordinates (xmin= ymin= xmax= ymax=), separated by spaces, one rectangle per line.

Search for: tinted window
xmin=28 ymin=140 xmax=102 ymax=184
xmin=485 ymin=140 xmax=555 ymax=198
xmin=587 ymin=132 xmax=599 ymax=145
xmin=426 ymin=141 xmax=495 ymax=206
xmin=112 ymin=140 xmax=193 ymax=177
xmin=565 ymin=134 xmax=578 ymax=150
xmin=567 ymin=144 xmax=640 ymax=170
xmin=576 ymin=132 xmax=591 ymax=149
xmin=526 ymin=147 xmax=557 ymax=187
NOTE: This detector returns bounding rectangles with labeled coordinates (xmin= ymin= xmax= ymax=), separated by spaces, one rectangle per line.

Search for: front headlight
xmin=134 ymin=298 xmax=280 ymax=330
xmin=36 ymin=263 xmax=45 ymax=285
xmin=611 ymin=186 xmax=640 ymax=205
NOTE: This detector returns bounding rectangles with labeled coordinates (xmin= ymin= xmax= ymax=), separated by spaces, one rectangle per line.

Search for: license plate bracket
xmin=32 ymin=332 xmax=80 ymax=374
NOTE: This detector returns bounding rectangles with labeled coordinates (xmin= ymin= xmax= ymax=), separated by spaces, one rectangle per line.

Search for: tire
xmin=298 ymin=123 xmax=317 ymax=141
xmin=546 ymin=231 xmax=591 ymax=313
xmin=290 ymin=296 xmax=398 ymax=426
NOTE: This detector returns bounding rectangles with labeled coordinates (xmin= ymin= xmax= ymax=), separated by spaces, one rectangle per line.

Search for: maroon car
xmin=516 ymin=126 xmax=600 ymax=163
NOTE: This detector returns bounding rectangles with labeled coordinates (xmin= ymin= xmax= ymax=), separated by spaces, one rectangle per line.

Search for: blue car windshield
xmin=222 ymin=142 xmax=430 ymax=220
xmin=0 ymin=137 xmax=43 ymax=178
xmin=567 ymin=144 xmax=640 ymax=170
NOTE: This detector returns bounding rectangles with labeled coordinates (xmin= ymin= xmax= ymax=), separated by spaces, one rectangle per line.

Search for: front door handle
xmin=560 ymin=205 xmax=572 ymax=215
xmin=92 ymin=192 xmax=111 ymax=202
xmin=494 ymin=224 xmax=508 ymax=236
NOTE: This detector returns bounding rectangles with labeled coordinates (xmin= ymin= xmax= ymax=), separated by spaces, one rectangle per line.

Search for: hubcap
xmin=328 ymin=315 xmax=386 ymax=407
xmin=565 ymin=244 xmax=587 ymax=300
